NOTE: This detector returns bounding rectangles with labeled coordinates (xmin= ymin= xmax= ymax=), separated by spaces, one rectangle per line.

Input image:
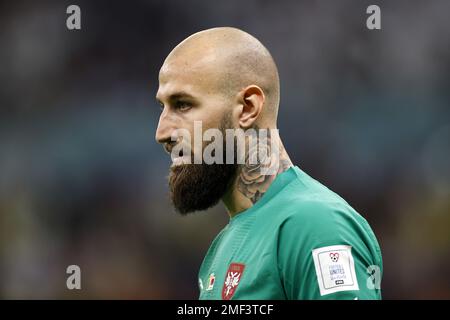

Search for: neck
xmin=222 ymin=133 xmax=293 ymax=218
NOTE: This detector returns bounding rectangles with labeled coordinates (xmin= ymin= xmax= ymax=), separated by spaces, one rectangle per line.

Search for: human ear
xmin=237 ymin=85 xmax=265 ymax=128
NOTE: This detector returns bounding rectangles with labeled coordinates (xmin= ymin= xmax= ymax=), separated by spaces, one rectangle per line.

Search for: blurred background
xmin=0 ymin=0 xmax=449 ymax=299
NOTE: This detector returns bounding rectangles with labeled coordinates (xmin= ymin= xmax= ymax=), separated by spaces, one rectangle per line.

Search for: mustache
xmin=163 ymin=141 xmax=185 ymax=154
xmin=163 ymin=142 xmax=175 ymax=154
xmin=163 ymin=142 xmax=193 ymax=158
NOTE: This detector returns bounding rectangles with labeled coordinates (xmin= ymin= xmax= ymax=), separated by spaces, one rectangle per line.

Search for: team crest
xmin=222 ymin=263 xmax=245 ymax=300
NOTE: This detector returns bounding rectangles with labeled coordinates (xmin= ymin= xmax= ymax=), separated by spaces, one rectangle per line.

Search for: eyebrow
xmin=156 ymin=91 xmax=197 ymax=104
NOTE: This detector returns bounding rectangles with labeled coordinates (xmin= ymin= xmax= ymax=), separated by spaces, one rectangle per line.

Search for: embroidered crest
xmin=222 ymin=263 xmax=245 ymax=300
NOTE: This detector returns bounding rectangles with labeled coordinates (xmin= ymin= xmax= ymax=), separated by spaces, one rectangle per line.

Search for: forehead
xmin=157 ymin=55 xmax=223 ymax=100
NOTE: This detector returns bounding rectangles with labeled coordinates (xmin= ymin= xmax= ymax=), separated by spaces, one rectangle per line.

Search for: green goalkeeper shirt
xmin=198 ymin=166 xmax=383 ymax=300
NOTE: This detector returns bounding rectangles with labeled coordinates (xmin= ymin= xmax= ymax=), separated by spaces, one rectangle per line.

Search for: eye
xmin=175 ymin=101 xmax=192 ymax=111
xmin=157 ymin=100 xmax=164 ymax=112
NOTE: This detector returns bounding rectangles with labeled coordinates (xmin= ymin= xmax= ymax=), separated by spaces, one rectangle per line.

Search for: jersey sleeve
xmin=276 ymin=199 xmax=383 ymax=300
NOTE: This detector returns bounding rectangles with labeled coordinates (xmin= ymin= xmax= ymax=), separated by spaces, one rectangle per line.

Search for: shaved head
xmin=160 ymin=27 xmax=280 ymax=125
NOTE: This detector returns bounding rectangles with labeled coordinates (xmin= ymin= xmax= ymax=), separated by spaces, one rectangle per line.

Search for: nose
xmin=155 ymin=109 xmax=175 ymax=144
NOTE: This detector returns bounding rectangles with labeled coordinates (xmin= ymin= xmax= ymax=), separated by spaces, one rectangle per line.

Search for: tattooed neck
xmin=223 ymin=127 xmax=293 ymax=216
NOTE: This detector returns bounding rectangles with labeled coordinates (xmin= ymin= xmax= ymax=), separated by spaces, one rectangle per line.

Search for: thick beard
xmin=168 ymin=115 xmax=237 ymax=215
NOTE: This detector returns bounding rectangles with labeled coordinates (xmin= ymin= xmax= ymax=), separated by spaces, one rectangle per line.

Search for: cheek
xmin=188 ymin=97 xmax=231 ymax=152
xmin=191 ymin=117 xmax=226 ymax=157
xmin=193 ymin=100 xmax=227 ymax=129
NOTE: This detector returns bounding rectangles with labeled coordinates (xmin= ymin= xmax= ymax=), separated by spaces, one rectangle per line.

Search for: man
xmin=155 ymin=27 xmax=383 ymax=300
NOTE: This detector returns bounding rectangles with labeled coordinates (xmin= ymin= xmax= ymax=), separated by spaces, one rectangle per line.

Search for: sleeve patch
xmin=312 ymin=245 xmax=359 ymax=296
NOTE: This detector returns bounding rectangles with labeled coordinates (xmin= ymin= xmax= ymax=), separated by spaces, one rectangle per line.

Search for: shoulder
xmin=274 ymin=187 xmax=381 ymax=269
xmin=260 ymin=167 xmax=375 ymax=247
xmin=279 ymin=195 xmax=362 ymax=238
xmin=271 ymin=174 xmax=374 ymax=249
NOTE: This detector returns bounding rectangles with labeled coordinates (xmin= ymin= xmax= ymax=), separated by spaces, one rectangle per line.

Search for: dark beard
xmin=168 ymin=116 xmax=238 ymax=215
xmin=169 ymin=162 xmax=237 ymax=215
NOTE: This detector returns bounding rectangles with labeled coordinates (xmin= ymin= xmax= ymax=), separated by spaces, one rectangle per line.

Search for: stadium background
xmin=0 ymin=0 xmax=449 ymax=299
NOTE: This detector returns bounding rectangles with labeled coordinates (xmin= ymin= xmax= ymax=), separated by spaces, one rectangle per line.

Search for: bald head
xmin=160 ymin=27 xmax=280 ymax=125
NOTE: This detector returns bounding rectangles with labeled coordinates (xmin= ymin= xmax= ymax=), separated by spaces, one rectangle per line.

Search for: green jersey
xmin=198 ymin=166 xmax=383 ymax=300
